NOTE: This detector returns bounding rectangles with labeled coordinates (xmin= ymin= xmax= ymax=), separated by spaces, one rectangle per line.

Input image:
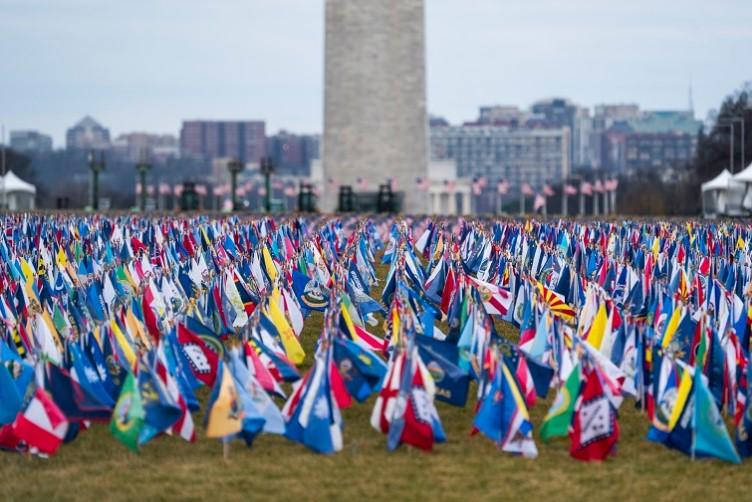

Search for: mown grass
xmin=2 ymin=259 xmax=749 ymax=501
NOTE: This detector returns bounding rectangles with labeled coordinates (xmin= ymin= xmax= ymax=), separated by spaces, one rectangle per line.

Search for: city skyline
xmin=2 ymin=0 xmax=751 ymax=145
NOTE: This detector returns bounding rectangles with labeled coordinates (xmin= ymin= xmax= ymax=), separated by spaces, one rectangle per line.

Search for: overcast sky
xmin=1 ymin=0 xmax=750 ymax=145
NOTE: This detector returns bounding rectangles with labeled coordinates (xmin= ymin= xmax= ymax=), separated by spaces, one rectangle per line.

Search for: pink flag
xmin=521 ymin=183 xmax=534 ymax=196
xmin=580 ymin=182 xmax=593 ymax=196
xmin=283 ymin=186 xmax=297 ymax=197
xmin=564 ymin=184 xmax=578 ymax=195
xmin=593 ymin=180 xmax=604 ymax=193
xmin=195 ymin=184 xmax=207 ymax=196
xmin=159 ymin=182 xmax=171 ymax=195
xmin=258 ymin=186 xmax=267 ymax=197
xmin=472 ymin=181 xmax=482 ymax=196
xmin=543 ymin=184 xmax=555 ymax=197
xmin=534 ymin=193 xmax=546 ymax=211
xmin=497 ymin=180 xmax=509 ymax=195
xmin=173 ymin=185 xmax=183 ymax=196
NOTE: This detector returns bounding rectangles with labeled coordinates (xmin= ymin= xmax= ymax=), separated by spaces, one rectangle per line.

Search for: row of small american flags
xmin=135 ymin=180 xmax=310 ymax=198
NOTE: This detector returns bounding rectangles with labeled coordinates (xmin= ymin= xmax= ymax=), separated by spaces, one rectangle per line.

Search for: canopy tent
xmin=701 ymin=169 xmax=745 ymax=218
xmin=1 ymin=171 xmax=36 ymax=210
xmin=732 ymin=162 xmax=752 ymax=211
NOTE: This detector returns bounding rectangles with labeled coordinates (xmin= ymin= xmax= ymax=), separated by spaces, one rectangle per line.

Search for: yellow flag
xmin=20 ymin=258 xmax=35 ymax=284
xmin=737 ymin=236 xmax=746 ymax=251
xmin=56 ymin=247 xmax=68 ymax=269
xmin=391 ymin=306 xmax=401 ymax=346
xmin=668 ymin=369 xmax=693 ymax=431
xmin=110 ymin=319 xmax=136 ymax=369
xmin=587 ymin=303 xmax=608 ymax=350
xmin=262 ymin=246 xmax=278 ymax=283
xmin=661 ymin=307 xmax=683 ymax=350
xmin=267 ymin=296 xmax=305 ymax=364
xmin=652 ymin=237 xmax=661 ymax=259
xmin=206 ymin=365 xmax=244 ymax=438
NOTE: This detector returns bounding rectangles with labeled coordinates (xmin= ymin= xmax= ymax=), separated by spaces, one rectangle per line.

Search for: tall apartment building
xmin=430 ymin=124 xmax=570 ymax=189
xmin=180 ymin=120 xmax=266 ymax=163
xmin=265 ymin=131 xmax=320 ymax=176
xmin=9 ymin=130 xmax=53 ymax=154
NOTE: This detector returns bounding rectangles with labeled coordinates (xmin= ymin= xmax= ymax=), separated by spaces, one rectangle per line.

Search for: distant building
xmin=586 ymin=104 xmax=642 ymax=170
xmin=430 ymin=123 xmax=570 ymax=189
xmin=112 ymin=132 xmax=179 ymax=163
xmin=9 ymin=130 xmax=52 ymax=154
xmin=601 ymin=110 xmax=702 ymax=172
xmin=180 ymin=120 xmax=266 ymax=163
xmin=66 ymin=116 xmax=111 ymax=150
xmin=265 ymin=131 xmax=320 ymax=176
xmin=477 ymin=106 xmax=531 ymax=126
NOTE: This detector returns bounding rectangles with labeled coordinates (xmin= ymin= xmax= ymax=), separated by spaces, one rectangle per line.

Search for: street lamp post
xmin=135 ymin=153 xmax=151 ymax=212
xmin=88 ymin=150 xmax=106 ymax=210
xmin=227 ymin=159 xmax=245 ymax=211
xmin=260 ymin=156 xmax=275 ymax=212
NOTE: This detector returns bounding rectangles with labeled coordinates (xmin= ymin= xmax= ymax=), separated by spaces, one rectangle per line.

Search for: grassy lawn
xmin=1 ymin=259 xmax=748 ymax=501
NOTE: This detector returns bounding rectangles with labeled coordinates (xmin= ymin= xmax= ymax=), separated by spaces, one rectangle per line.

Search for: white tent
xmin=732 ymin=162 xmax=752 ymax=211
xmin=701 ymin=169 xmax=745 ymax=218
xmin=1 ymin=171 xmax=36 ymax=210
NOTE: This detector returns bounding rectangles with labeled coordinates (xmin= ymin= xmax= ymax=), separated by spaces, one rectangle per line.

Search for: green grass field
xmin=2 ymin=261 xmax=749 ymax=501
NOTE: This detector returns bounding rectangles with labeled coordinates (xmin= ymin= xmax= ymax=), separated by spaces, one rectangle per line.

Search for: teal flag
xmin=693 ymin=365 xmax=741 ymax=464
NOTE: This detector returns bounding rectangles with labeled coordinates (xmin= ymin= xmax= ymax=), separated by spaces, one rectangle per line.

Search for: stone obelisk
xmin=322 ymin=0 xmax=429 ymax=213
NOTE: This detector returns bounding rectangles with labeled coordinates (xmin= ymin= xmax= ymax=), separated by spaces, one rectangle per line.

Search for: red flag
xmin=440 ymin=267 xmax=456 ymax=315
xmin=177 ymin=324 xmax=219 ymax=387
xmin=12 ymin=388 xmax=69 ymax=455
xmin=569 ymin=367 xmax=619 ymax=461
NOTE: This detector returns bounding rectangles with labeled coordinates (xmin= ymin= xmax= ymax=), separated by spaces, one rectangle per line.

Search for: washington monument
xmin=322 ymin=0 xmax=429 ymax=213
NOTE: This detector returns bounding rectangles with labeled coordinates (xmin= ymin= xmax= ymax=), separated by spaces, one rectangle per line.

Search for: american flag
xmin=606 ymin=178 xmax=619 ymax=192
xmin=593 ymin=179 xmax=604 ymax=193
xmin=472 ymin=180 xmax=482 ymax=196
xmin=327 ymin=177 xmax=337 ymax=187
xmin=534 ymin=193 xmax=546 ymax=211
xmin=258 ymin=186 xmax=267 ymax=197
xmin=444 ymin=179 xmax=456 ymax=193
xmin=477 ymin=176 xmax=487 ymax=188
xmin=543 ymin=184 xmax=555 ymax=197
xmin=388 ymin=178 xmax=397 ymax=191
xmin=580 ymin=181 xmax=593 ymax=196
xmin=135 ymin=182 xmax=142 ymax=195
xmin=159 ymin=182 xmax=171 ymax=195
xmin=497 ymin=180 xmax=509 ymax=195
xmin=173 ymin=185 xmax=183 ymax=196
xmin=236 ymin=186 xmax=247 ymax=197
xmin=195 ymin=184 xmax=207 ymax=196
xmin=564 ymin=184 xmax=578 ymax=195
xmin=520 ymin=182 xmax=534 ymax=196
xmin=147 ymin=185 xmax=155 ymax=196
xmin=415 ymin=176 xmax=430 ymax=191
xmin=283 ymin=186 xmax=297 ymax=197
xmin=356 ymin=177 xmax=368 ymax=190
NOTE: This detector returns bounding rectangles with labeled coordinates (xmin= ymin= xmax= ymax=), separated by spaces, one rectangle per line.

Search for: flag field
xmin=1 ymin=259 xmax=746 ymax=501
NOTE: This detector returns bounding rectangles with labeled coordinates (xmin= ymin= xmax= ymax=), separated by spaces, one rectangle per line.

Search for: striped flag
xmin=564 ymin=184 xmax=578 ymax=195
xmin=580 ymin=182 xmax=593 ymax=196
xmin=534 ymin=193 xmax=546 ymax=211
xmin=543 ymin=184 xmax=555 ymax=197
xmin=521 ymin=183 xmax=534 ymax=196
